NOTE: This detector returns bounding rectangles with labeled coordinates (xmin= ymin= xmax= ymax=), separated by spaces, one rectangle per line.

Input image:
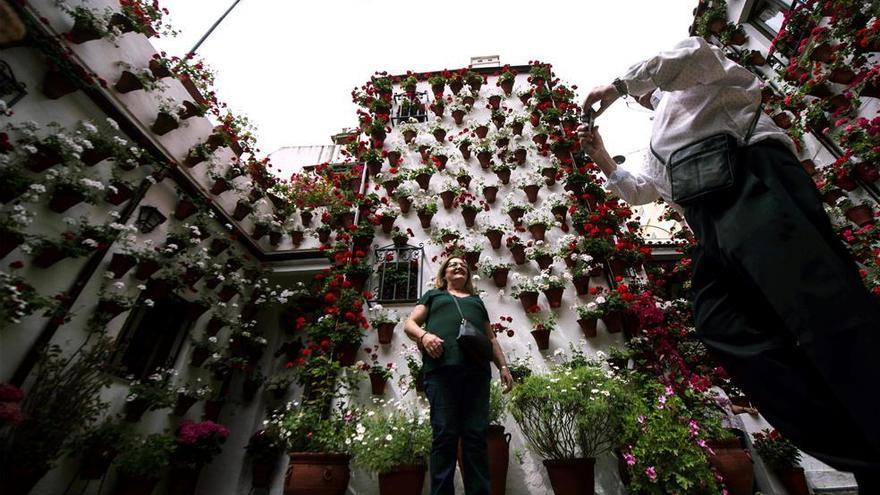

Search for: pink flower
xmin=624 ymin=452 xmax=636 ymax=466
xmin=645 ymin=466 xmax=657 ymax=482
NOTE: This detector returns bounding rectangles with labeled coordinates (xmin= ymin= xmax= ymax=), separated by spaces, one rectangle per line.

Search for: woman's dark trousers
xmin=425 ymin=365 xmax=491 ymax=495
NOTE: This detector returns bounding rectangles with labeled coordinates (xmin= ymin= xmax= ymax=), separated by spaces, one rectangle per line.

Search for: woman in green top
xmin=404 ymin=256 xmax=513 ymax=495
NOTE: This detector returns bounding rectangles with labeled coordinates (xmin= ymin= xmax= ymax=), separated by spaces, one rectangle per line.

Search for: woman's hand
xmin=500 ymin=367 xmax=514 ymax=393
xmin=422 ymin=332 xmax=445 ymax=359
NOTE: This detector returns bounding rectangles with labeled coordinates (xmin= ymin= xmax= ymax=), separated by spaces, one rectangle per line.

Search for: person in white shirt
xmin=579 ymin=37 xmax=880 ymax=490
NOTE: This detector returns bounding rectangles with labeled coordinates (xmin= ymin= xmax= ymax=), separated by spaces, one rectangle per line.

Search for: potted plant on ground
xmin=509 ymin=364 xmax=632 ymax=495
xmin=273 ymin=400 xmax=358 ymax=495
xmin=351 ymin=403 xmax=432 ymax=495
xmin=245 ymin=427 xmax=286 ymax=489
xmin=114 ymin=433 xmax=176 ymax=495
xmin=619 ymin=381 xmax=721 ymax=495
xmin=67 ymin=418 xmax=132 ymax=480
xmin=168 ymin=420 xmax=230 ymax=494
xmin=752 ymin=429 xmax=808 ymax=495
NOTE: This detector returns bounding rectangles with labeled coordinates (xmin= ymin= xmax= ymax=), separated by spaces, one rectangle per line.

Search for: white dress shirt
xmin=607 ymin=37 xmax=797 ymax=207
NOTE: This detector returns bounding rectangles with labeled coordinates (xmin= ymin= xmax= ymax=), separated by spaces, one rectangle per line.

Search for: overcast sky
xmin=153 ymin=1 xmax=696 ymax=160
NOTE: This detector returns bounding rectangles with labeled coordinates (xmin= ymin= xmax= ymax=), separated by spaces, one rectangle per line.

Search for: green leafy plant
xmin=115 ymin=433 xmax=175 ymax=480
xmin=350 ymin=401 xmax=431 ymax=473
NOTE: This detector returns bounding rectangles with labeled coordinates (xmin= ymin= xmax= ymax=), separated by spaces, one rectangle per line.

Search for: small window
xmin=373 ymin=244 xmax=424 ymax=303
xmin=112 ymin=294 xmax=194 ymax=379
xmin=392 ymin=93 xmax=428 ymax=125
xmin=749 ymin=0 xmax=804 ymax=54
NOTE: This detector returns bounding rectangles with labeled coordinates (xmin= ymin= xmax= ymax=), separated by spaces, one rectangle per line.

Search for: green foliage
xmin=350 ymin=402 xmax=431 ymax=474
xmin=0 ymin=338 xmax=113 ymax=473
xmin=488 ymin=380 xmax=508 ymax=425
xmin=115 ymin=434 xmax=175 ymax=479
xmin=509 ymin=365 xmax=632 ymax=460
xmin=272 ymin=401 xmax=357 ymax=455
xmin=752 ymin=428 xmax=802 ymax=471
xmin=619 ymin=381 xmax=720 ymax=494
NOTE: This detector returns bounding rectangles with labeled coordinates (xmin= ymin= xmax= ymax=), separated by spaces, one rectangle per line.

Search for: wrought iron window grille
xmin=391 ymin=91 xmax=429 ymax=125
xmin=0 ymin=60 xmax=27 ymax=108
xmin=371 ymin=243 xmax=425 ymax=303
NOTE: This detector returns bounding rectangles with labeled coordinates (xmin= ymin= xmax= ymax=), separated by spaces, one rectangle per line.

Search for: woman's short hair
xmin=434 ymin=256 xmax=475 ymax=294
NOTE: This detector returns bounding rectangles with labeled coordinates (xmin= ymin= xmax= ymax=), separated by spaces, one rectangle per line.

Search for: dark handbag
xmin=449 ymin=294 xmax=493 ymax=363
xmin=650 ymin=105 xmax=762 ymax=206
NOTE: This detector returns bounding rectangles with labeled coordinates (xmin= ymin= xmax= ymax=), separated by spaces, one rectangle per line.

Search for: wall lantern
xmin=135 ymin=205 xmax=167 ymax=233
xmin=0 ymin=60 xmax=27 ymax=109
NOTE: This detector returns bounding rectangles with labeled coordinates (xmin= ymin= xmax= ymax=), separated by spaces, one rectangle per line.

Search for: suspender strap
xmin=648 ymin=103 xmax=764 ymax=166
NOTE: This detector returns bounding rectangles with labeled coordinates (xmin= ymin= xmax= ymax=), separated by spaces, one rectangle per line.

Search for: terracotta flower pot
xmin=572 ymin=275 xmax=590 ymax=295
xmin=173 ymin=393 xmax=198 ymax=417
xmin=491 ymin=268 xmax=509 ymax=288
xmin=380 ymin=215 xmax=396 ymax=234
xmin=519 ymin=291 xmax=539 ymax=311
xmin=383 ymin=179 xmax=399 ymax=196
xmin=543 ymin=457 xmax=595 ymax=495
xmin=106 ymin=181 xmax=133 ymax=206
xmin=578 ymin=318 xmax=598 ymax=338
xmin=776 ymin=466 xmax=810 ymax=495
xmin=376 ymin=322 xmax=395 ymax=344
xmin=42 ymin=69 xmax=78 ymax=100
xmin=456 ymin=175 xmax=472 ymax=189
xmin=462 ymin=209 xmax=478 ymax=227
xmin=209 ymin=179 xmax=230 ymax=195
xmin=495 ymin=168 xmax=511 ymax=184
xmin=378 ymin=464 xmax=426 ymax=495
xmin=845 ymin=205 xmax=874 ymax=226
xmin=397 ymin=196 xmax=412 ymax=214
xmin=450 ymin=80 xmax=463 ymax=95
xmin=528 ymin=224 xmax=546 ymax=241
xmin=415 ymin=173 xmax=432 ymax=191
xmin=530 ymin=329 xmax=550 ymax=350
xmin=123 ymin=398 xmax=150 ymax=422
xmin=452 ymin=110 xmax=466 ymax=125
xmin=33 ymin=245 xmax=67 ymax=268
xmin=49 ymin=187 xmax=85 ymax=213
xmin=508 ymin=207 xmax=525 ymax=226
xmin=107 ymin=253 xmax=137 ymax=278
xmin=81 ymin=147 xmax=112 ymax=166
xmin=511 ymin=121 xmax=524 ymax=136
xmin=486 ymin=230 xmax=503 ymax=249
xmin=232 ymin=201 xmax=253 ymax=221
xmin=603 ymin=311 xmax=623 ymax=334
xmin=203 ymin=400 xmax=224 ymax=422
xmin=535 ymin=254 xmax=553 ymax=271
xmin=483 ymin=186 xmax=498 ymax=204
xmin=510 ymin=245 xmax=526 ymax=265
xmin=218 ymin=285 xmax=238 ymax=302
xmin=115 ymin=70 xmax=146 ymax=94
xmin=852 ymin=162 xmax=879 ymax=183
xmin=417 ymin=211 xmax=433 ymax=229
xmin=477 ymin=151 xmax=492 ymax=168
xmin=440 ymin=190 xmax=455 ymax=209
xmin=67 ymin=18 xmax=103 ymax=43
xmin=284 ymin=453 xmax=351 ymax=495
xmin=465 ymin=251 xmax=480 ymax=269
xmin=151 ymin=112 xmax=179 ymax=135
xmin=80 ymin=446 xmax=118 ymax=479
xmin=833 ymin=175 xmax=858 ymax=191
xmin=523 ymin=185 xmax=540 ymax=202
xmin=134 ymin=259 xmax=160 ymax=280
xmin=251 ymin=462 xmax=275 ymax=489
xmin=369 ymin=373 xmax=388 ymax=395
xmin=706 ymin=438 xmax=755 ymax=495
xmin=828 ymin=67 xmax=855 ymax=85
xmin=543 ymin=287 xmax=564 ymax=308
xmin=0 ymin=232 xmax=23 ymax=260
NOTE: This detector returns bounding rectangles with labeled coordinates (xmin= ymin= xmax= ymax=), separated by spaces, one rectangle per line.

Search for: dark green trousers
xmin=686 ymin=140 xmax=880 ymax=483
xmin=425 ymin=364 xmax=491 ymax=495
